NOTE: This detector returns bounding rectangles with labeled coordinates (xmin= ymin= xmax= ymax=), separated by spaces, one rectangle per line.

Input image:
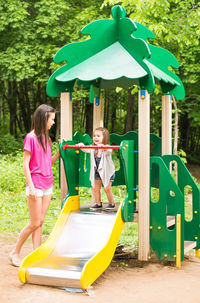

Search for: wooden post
xmin=162 ymin=95 xmax=172 ymax=155
xmin=93 ymin=96 xmax=104 ymax=131
xmin=138 ymin=90 xmax=150 ymax=261
xmin=60 ymin=92 xmax=72 ymax=202
xmin=176 ymin=214 xmax=181 ymax=268
xmin=92 ymin=96 xmax=104 ymax=203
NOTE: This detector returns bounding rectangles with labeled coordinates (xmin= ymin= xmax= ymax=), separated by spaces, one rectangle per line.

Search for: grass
xmin=0 ymin=149 xmax=138 ymax=247
xmin=0 ymin=146 xmax=199 ymax=249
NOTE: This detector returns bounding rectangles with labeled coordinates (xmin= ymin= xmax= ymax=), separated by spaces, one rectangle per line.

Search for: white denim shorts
xmin=26 ymin=186 xmax=53 ymax=197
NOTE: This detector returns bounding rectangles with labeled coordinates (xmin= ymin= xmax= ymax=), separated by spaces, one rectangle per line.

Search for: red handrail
xmin=62 ymin=144 xmax=120 ymax=150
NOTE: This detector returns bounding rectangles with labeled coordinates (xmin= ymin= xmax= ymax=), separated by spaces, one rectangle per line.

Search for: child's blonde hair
xmin=93 ymin=127 xmax=110 ymax=145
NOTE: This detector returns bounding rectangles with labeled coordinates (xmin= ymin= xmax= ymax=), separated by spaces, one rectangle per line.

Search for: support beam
xmin=138 ymin=90 xmax=150 ymax=261
xmin=60 ymin=92 xmax=72 ymax=202
xmin=93 ymin=97 xmax=104 ymax=131
xmin=162 ymin=95 xmax=172 ymax=155
xmin=92 ymin=96 xmax=104 ymax=203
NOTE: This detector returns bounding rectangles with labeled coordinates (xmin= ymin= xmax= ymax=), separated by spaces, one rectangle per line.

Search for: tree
xmin=103 ymin=0 xmax=200 ymax=159
xmin=0 ymin=0 xmax=110 ymax=137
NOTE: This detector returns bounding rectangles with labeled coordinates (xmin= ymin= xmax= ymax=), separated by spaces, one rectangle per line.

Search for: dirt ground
xmin=1 ymin=164 xmax=200 ymax=303
xmin=2 ymin=233 xmax=200 ymax=303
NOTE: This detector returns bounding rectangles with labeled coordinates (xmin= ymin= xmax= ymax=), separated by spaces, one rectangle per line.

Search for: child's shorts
xmin=26 ymin=186 xmax=53 ymax=197
xmin=95 ymin=170 xmax=115 ymax=182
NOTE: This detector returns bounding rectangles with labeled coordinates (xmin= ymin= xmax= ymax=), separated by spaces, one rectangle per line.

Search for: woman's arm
xmin=52 ymin=150 xmax=60 ymax=165
xmin=23 ymin=150 xmax=36 ymax=197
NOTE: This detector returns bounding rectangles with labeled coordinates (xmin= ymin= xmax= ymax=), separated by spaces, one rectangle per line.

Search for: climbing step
xmin=134 ymin=215 xmax=176 ymax=226
xmin=184 ymin=241 xmax=196 ymax=254
xmin=167 ymin=216 xmax=175 ymax=228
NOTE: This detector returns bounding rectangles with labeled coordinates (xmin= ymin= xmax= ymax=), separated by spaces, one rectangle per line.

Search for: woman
xmin=9 ymin=104 xmax=59 ymax=267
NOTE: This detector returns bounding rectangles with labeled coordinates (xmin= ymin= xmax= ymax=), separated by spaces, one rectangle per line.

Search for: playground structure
xmin=18 ymin=5 xmax=200 ymax=290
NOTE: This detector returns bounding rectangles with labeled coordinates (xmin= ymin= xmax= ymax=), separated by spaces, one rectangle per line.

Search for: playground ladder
xmin=150 ymin=154 xmax=200 ymax=265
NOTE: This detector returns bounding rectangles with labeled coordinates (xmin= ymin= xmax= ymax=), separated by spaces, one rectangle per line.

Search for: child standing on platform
xmin=9 ymin=104 xmax=60 ymax=267
xmin=79 ymin=127 xmax=115 ymax=210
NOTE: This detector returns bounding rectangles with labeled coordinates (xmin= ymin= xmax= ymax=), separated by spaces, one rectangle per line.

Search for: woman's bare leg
xmin=10 ymin=196 xmax=42 ymax=263
xmin=32 ymin=194 xmax=51 ymax=249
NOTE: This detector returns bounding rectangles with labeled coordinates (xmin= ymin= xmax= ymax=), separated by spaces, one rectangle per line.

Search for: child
xmin=79 ymin=127 xmax=115 ymax=210
xmin=9 ymin=104 xmax=60 ymax=267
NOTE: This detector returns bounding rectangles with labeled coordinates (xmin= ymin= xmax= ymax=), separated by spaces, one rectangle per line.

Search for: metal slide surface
xmin=18 ymin=196 xmax=124 ymax=289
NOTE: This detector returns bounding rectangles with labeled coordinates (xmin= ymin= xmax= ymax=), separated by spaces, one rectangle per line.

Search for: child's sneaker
xmin=90 ymin=203 xmax=102 ymax=210
xmin=106 ymin=204 xmax=115 ymax=210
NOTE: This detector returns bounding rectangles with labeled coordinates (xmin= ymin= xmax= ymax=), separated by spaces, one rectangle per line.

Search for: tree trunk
xmin=172 ymin=96 xmax=178 ymax=155
xmin=80 ymin=98 xmax=85 ymax=129
xmin=16 ymin=81 xmax=30 ymax=133
xmin=23 ymin=79 xmax=31 ymax=130
xmin=185 ymin=118 xmax=192 ymax=152
xmin=111 ymin=102 xmax=117 ymax=133
xmin=85 ymin=99 xmax=93 ymax=136
xmin=35 ymin=82 xmax=42 ymax=109
xmin=172 ymin=96 xmax=179 ymax=182
xmin=124 ymin=88 xmax=135 ymax=133
xmin=55 ymin=109 xmax=60 ymax=142
xmin=179 ymin=113 xmax=192 ymax=152
xmin=6 ymin=81 xmax=17 ymax=136
xmin=104 ymin=90 xmax=109 ymax=129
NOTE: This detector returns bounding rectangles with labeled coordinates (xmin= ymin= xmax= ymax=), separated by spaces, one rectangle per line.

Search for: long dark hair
xmin=31 ymin=104 xmax=55 ymax=152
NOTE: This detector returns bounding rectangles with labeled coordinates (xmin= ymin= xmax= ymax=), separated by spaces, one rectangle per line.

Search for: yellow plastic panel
xmin=80 ymin=203 xmax=124 ymax=289
xmin=18 ymin=196 xmax=80 ymax=283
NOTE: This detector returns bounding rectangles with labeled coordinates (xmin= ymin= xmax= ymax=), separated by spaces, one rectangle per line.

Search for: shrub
xmin=0 ymin=134 xmax=23 ymax=155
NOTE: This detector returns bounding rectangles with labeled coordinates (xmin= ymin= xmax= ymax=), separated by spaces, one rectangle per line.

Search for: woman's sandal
xmin=8 ymin=252 xmax=21 ymax=267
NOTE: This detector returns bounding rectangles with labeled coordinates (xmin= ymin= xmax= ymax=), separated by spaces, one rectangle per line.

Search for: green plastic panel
xmin=59 ymin=132 xmax=200 ymax=259
xmin=46 ymin=5 xmax=184 ymax=99
xmin=162 ymin=155 xmax=200 ymax=249
xmin=150 ymin=133 xmax=162 ymax=188
xmin=46 ymin=5 xmax=154 ymax=97
xmin=120 ymin=140 xmax=135 ymax=222
xmin=73 ymin=131 xmax=93 ymax=145
xmin=110 ymin=131 xmax=138 ymax=187
xmin=59 ymin=131 xmax=137 ymax=221
xmin=132 ymin=22 xmax=185 ymax=99
xmin=59 ymin=140 xmax=80 ymax=207
xmin=150 ymin=156 xmax=184 ymax=261
xmin=150 ymin=133 xmax=161 ymax=156
xmin=73 ymin=132 xmax=93 ymax=188
xmin=55 ymin=42 xmax=148 ymax=83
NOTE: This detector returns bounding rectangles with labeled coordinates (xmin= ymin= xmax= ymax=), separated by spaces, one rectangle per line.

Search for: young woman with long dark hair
xmin=9 ymin=104 xmax=59 ymax=267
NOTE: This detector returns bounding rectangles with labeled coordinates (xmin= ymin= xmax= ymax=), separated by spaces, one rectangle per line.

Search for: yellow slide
xmin=18 ymin=195 xmax=124 ymax=290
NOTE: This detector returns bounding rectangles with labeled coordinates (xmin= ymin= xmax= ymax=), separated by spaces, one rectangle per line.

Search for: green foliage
xmin=117 ymin=262 xmax=129 ymax=267
xmin=187 ymin=154 xmax=200 ymax=165
xmin=1 ymin=147 xmax=199 ymax=248
xmin=0 ymin=134 xmax=23 ymax=155
xmin=0 ymin=0 xmax=199 ymax=159
xmin=0 ymin=0 xmax=108 ymax=82
xmin=103 ymin=0 xmax=200 ymax=160
xmin=0 ymin=154 xmax=24 ymax=193
xmin=0 ymin=148 xmax=61 ymax=233
xmin=0 ymin=0 xmax=110 ymax=139
xmin=0 ymin=153 xmax=28 ymax=232
xmin=177 ymin=149 xmax=187 ymax=164
xmin=0 ymin=148 xmax=138 ymax=247
xmin=118 ymin=222 xmax=138 ymax=247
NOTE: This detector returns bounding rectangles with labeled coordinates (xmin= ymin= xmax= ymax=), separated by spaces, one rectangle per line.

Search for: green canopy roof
xmin=46 ymin=5 xmax=185 ymax=100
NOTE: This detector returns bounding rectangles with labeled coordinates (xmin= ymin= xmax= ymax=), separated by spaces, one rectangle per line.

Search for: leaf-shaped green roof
xmin=131 ymin=22 xmax=184 ymax=99
xmin=46 ymin=5 xmax=185 ymax=100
